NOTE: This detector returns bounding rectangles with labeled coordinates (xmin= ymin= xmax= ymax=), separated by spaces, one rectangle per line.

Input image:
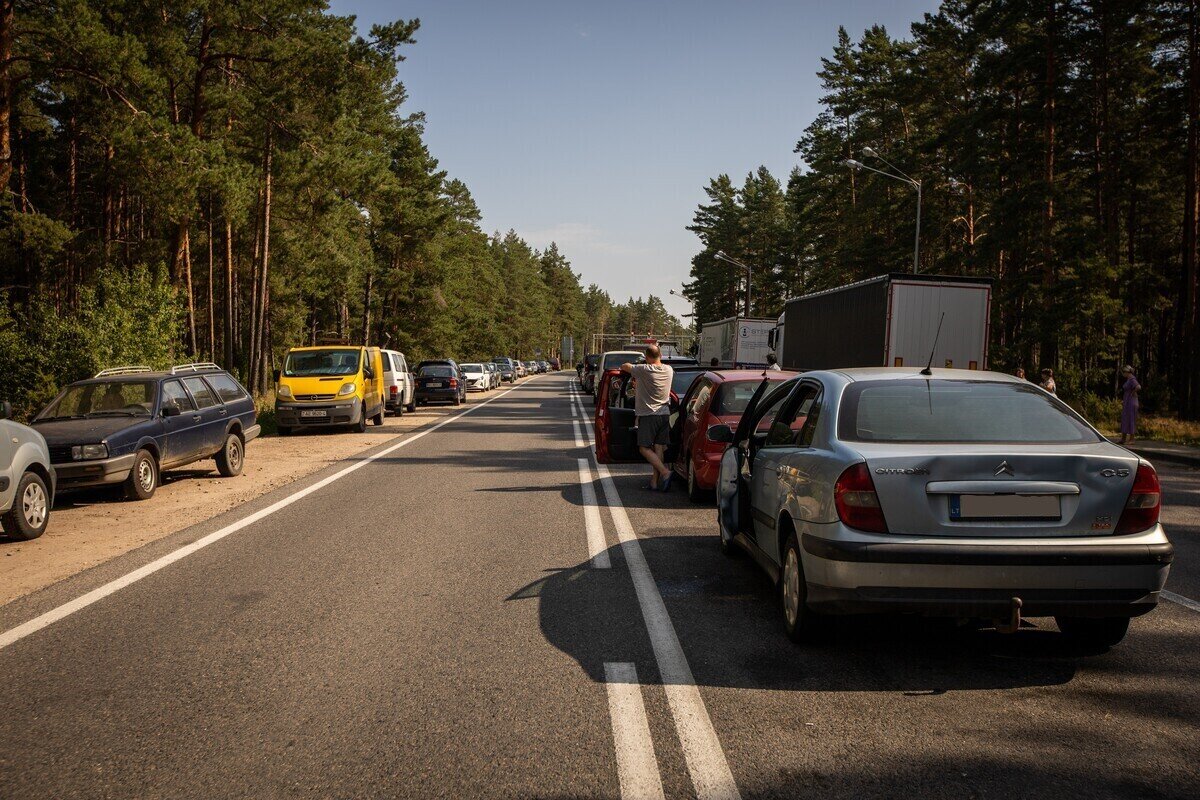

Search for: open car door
xmin=717 ymin=376 xmax=774 ymax=539
xmin=594 ymin=369 xmax=641 ymax=463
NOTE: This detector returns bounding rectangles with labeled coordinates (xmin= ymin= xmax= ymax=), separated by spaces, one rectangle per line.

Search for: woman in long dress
xmin=1119 ymin=365 xmax=1140 ymax=445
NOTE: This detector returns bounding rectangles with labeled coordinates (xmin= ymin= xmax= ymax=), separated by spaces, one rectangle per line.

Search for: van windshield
xmin=284 ymin=349 xmax=360 ymax=377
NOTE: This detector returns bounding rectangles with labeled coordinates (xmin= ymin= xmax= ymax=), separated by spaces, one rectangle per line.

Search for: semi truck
xmin=698 ymin=316 xmax=776 ymax=368
xmin=770 ymin=273 xmax=993 ymax=371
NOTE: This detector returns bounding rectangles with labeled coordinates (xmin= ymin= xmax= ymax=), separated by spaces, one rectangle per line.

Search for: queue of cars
xmin=585 ymin=357 xmax=1172 ymax=650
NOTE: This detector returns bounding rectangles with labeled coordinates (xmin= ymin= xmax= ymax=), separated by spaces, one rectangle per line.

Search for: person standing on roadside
xmin=709 ymin=357 xmax=720 ymax=367
xmin=621 ymin=345 xmax=675 ymax=491
xmin=1015 ymin=367 xmax=1026 ymax=380
xmin=1119 ymin=365 xmax=1141 ymax=445
xmin=765 ymin=353 xmax=782 ymax=371
xmin=1039 ymin=368 xmax=1057 ymax=395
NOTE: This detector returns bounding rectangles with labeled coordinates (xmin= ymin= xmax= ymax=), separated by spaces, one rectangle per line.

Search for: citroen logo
xmin=994 ymin=461 xmax=1014 ymax=477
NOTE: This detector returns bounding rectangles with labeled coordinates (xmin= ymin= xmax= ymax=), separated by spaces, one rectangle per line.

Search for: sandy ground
xmin=0 ymin=383 xmax=528 ymax=606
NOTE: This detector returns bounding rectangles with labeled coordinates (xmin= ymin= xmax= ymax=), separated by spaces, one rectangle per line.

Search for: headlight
xmin=277 ymin=384 xmax=293 ymax=398
xmin=338 ymin=382 xmax=357 ymax=396
xmin=72 ymin=444 xmax=108 ymax=460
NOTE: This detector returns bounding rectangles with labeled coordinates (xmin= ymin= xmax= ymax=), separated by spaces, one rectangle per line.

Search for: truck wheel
xmin=215 ymin=433 xmax=244 ymax=477
xmin=123 ymin=449 xmax=158 ymax=501
xmin=1055 ymin=616 xmax=1129 ymax=649
xmin=2 ymin=471 xmax=50 ymax=540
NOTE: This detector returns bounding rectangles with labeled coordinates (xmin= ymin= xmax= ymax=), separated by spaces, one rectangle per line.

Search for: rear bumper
xmin=53 ymin=453 xmax=136 ymax=489
xmin=416 ymin=388 xmax=459 ymax=402
xmin=275 ymin=399 xmax=361 ymax=427
xmin=799 ymin=526 xmax=1172 ymax=619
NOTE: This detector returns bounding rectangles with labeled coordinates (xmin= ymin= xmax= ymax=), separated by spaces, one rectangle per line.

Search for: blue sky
xmin=330 ymin=0 xmax=939 ymax=319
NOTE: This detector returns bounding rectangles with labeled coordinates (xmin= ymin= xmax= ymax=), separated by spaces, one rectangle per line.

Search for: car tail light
xmin=1116 ymin=463 xmax=1160 ymax=534
xmin=389 ymin=385 xmax=398 ymax=394
xmin=449 ymin=378 xmax=458 ymax=388
xmin=834 ymin=463 xmax=888 ymax=533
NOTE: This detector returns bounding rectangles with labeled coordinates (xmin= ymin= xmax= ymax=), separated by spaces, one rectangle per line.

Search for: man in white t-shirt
xmin=621 ymin=345 xmax=675 ymax=491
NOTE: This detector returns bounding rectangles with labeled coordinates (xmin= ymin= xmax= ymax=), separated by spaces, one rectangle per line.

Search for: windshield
xmin=602 ymin=353 xmax=643 ymax=371
xmin=284 ymin=349 xmax=360 ymax=377
xmin=838 ymin=379 xmax=1101 ymax=444
xmin=39 ymin=381 xmax=156 ymax=419
xmin=713 ymin=380 xmax=787 ymax=416
xmin=419 ymin=366 xmax=455 ymax=378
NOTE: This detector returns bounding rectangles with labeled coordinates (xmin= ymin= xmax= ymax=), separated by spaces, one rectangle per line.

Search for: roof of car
xmin=707 ymin=369 xmax=800 ymax=382
xmin=829 ymin=367 xmax=1021 ymax=383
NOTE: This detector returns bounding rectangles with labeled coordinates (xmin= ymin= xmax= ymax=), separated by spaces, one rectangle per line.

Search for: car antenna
xmin=920 ymin=312 xmax=946 ymax=377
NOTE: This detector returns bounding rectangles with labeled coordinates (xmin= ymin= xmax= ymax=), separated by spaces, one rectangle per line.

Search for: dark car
xmin=415 ymin=360 xmax=467 ymax=406
xmin=31 ymin=364 xmax=260 ymax=501
xmin=580 ymin=354 xmax=600 ymax=394
xmin=491 ymin=357 xmax=517 ymax=383
xmin=548 ymin=358 xmax=561 ymax=371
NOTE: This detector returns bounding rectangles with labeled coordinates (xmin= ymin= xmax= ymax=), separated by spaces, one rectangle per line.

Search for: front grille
xmin=295 ymin=393 xmax=336 ymax=401
xmin=49 ymin=445 xmax=73 ymax=464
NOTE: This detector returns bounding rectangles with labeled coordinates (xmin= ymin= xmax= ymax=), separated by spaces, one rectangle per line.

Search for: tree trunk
xmin=207 ymin=199 xmax=215 ymax=360
xmin=1039 ymin=0 xmax=1058 ymax=370
xmin=361 ymin=271 xmax=373 ymax=345
xmin=0 ymin=0 xmax=13 ymax=199
xmin=182 ymin=228 xmax=197 ymax=355
xmin=1183 ymin=0 xmax=1200 ymax=419
xmin=224 ymin=217 xmax=235 ymax=369
xmin=250 ymin=126 xmax=273 ymax=391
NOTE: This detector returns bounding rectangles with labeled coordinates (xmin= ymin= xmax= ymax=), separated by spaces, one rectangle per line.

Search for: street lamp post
xmin=845 ymin=147 xmax=922 ymax=273
xmin=714 ymin=250 xmax=753 ymax=316
xmin=668 ymin=288 xmax=695 ymax=319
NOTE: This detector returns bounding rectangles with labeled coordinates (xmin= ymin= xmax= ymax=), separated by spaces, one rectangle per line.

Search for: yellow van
xmin=274 ymin=345 xmax=385 ymax=435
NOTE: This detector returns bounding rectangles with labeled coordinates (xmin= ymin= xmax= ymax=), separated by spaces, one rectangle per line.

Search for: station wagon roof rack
xmin=94 ymin=366 xmax=153 ymax=378
xmin=170 ymin=362 xmax=222 ymax=374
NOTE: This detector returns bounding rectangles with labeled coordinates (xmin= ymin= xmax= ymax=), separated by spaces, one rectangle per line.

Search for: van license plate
xmin=300 ymin=409 xmax=328 ymax=418
xmin=950 ymin=494 xmax=1060 ymax=521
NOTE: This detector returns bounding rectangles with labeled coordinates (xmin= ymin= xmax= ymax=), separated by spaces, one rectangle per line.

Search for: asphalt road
xmin=1 ymin=373 xmax=1197 ymax=799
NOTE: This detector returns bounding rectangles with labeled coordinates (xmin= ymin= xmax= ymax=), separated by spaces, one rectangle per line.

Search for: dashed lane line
xmin=604 ymin=662 xmax=666 ymax=800
xmin=1163 ymin=590 xmax=1200 ymax=613
xmin=578 ymin=458 xmax=612 ymax=569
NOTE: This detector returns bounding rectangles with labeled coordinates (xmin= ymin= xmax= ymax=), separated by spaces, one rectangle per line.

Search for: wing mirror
xmin=706 ymin=424 xmax=735 ymax=444
xmin=161 ymin=404 xmax=181 ymax=418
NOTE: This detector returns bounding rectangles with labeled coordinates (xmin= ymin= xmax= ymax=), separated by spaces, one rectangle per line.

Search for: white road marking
xmin=604 ymin=662 xmax=666 ymax=800
xmin=572 ymin=419 xmax=585 ymax=448
xmin=594 ymin=462 xmax=741 ymax=800
xmin=1163 ymin=590 xmax=1200 ymax=613
xmin=578 ymin=459 xmax=612 ymax=569
xmin=0 ymin=382 xmax=530 ymax=652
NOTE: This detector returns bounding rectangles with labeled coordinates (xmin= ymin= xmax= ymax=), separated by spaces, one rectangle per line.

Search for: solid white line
xmin=578 ymin=459 xmax=611 ymax=569
xmin=604 ymin=662 xmax=666 ymax=800
xmin=572 ymin=419 xmax=585 ymax=448
xmin=594 ymin=462 xmax=741 ymax=800
xmin=1163 ymin=590 xmax=1200 ymax=614
xmin=0 ymin=382 xmax=529 ymax=652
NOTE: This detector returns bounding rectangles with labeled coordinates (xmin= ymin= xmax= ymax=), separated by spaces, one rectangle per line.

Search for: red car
xmin=671 ymin=370 xmax=796 ymax=501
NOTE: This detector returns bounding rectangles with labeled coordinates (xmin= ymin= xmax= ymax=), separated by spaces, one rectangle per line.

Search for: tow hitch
xmin=995 ymin=596 xmax=1023 ymax=634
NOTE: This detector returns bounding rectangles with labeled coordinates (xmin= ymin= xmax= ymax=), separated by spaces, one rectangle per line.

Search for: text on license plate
xmin=949 ymin=494 xmax=1061 ymax=521
xmin=426 ymin=381 xmax=442 ymax=388
xmin=300 ymin=409 xmax=328 ymax=418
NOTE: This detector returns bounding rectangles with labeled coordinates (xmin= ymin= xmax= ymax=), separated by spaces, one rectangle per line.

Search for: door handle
xmin=219 ymin=408 xmax=228 ymax=416
xmin=192 ymin=415 xmax=202 ymax=422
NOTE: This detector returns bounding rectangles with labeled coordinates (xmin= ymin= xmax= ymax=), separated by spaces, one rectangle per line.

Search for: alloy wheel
xmin=783 ymin=549 xmax=800 ymax=627
xmin=22 ymin=481 xmax=47 ymax=529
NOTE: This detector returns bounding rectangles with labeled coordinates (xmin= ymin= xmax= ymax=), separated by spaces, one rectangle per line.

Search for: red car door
xmin=594 ymin=369 xmax=641 ymax=463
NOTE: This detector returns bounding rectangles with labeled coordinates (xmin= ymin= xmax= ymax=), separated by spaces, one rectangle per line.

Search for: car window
xmin=461 ymin=364 xmax=483 ymax=371
xmin=687 ymin=380 xmax=711 ymax=416
xmin=602 ymin=353 xmax=642 ymax=371
xmin=183 ymin=377 xmax=219 ymax=409
xmin=671 ymin=369 xmax=703 ymax=397
xmin=420 ymin=366 xmax=454 ymax=377
xmin=205 ymin=373 xmax=248 ymax=403
xmin=712 ymin=380 xmax=787 ymax=416
xmin=750 ymin=383 xmax=791 ymax=439
xmin=765 ymin=384 xmax=821 ymax=448
xmin=838 ymin=379 xmax=1101 ymax=444
xmin=161 ymin=380 xmax=196 ymax=413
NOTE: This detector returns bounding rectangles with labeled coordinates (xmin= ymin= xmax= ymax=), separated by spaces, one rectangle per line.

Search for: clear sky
xmin=329 ymin=0 xmax=939 ymax=319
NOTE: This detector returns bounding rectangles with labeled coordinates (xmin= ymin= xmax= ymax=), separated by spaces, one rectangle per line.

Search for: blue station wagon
xmin=32 ymin=363 xmax=260 ymax=501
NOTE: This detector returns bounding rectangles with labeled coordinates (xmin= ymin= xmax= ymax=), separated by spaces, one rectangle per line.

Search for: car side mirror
xmin=0 ymin=401 xmax=11 ymax=420
xmin=161 ymin=404 xmax=181 ymax=417
xmin=273 ymin=369 xmax=281 ymax=383
xmin=706 ymin=424 xmax=734 ymax=444
xmin=363 ymin=367 xmax=374 ymax=380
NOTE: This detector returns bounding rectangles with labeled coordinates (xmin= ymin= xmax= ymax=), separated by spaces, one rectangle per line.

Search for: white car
xmin=484 ymin=362 xmax=501 ymax=389
xmin=381 ymin=349 xmax=416 ymax=415
xmin=459 ymin=363 xmax=491 ymax=392
xmin=0 ymin=402 xmax=55 ymax=540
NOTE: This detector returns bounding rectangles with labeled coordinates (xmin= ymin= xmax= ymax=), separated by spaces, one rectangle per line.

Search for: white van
xmin=380 ymin=349 xmax=416 ymax=415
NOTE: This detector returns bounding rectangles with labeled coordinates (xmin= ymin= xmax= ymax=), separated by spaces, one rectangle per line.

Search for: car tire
xmin=686 ymin=458 xmax=707 ymax=504
xmin=406 ymin=396 xmax=417 ymax=413
xmin=1055 ymin=616 xmax=1130 ymax=649
xmin=454 ymin=393 xmax=463 ymax=406
xmin=372 ymin=407 xmax=385 ymax=426
xmin=2 ymin=470 xmax=50 ymax=540
xmin=781 ymin=531 xmax=824 ymax=644
xmin=123 ymin=449 xmax=158 ymax=501
xmin=394 ymin=401 xmax=404 ymax=418
xmin=353 ymin=410 xmax=368 ymax=433
xmin=215 ymin=432 xmax=244 ymax=477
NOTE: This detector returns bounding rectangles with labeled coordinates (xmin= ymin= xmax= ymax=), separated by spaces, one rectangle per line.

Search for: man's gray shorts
xmin=637 ymin=414 xmax=670 ymax=448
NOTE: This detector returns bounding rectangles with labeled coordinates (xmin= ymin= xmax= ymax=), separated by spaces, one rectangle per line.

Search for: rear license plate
xmin=426 ymin=381 xmax=442 ymax=388
xmin=300 ymin=409 xmax=328 ymax=418
xmin=949 ymin=494 xmax=1061 ymax=521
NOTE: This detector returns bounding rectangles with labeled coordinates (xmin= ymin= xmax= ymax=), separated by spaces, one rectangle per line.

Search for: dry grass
xmin=1097 ymin=415 xmax=1200 ymax=447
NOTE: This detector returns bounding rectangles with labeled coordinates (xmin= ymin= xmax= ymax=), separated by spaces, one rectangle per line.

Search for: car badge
xmin=994 ymin=461 xmax=1014 ymax=477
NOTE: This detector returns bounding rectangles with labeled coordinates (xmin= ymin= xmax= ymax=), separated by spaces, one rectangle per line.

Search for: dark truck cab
xmin=32 ymin=364 xmax=260 ymax=501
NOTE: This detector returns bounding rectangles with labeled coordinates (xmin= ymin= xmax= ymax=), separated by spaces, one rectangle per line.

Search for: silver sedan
xmin=711 ymin=368 xmax=1172 ymax=649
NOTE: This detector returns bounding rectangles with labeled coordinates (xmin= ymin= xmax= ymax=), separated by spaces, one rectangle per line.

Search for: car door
xmin=181 ymin=376 xmax=226 ymax=458
xmin=751 ymin=382 xmax=823 ymax=556
xmin=718 ymin=377 xmax=778 ymax=536
xmin=160 ymin=379 xmax=204 ymax=465
xmin=0 ymin=417 xmax=17 ymax=509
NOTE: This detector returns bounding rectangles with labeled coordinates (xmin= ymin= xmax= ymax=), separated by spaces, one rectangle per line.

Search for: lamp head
xmin=862 ymin=146 xmax=878 ymax=158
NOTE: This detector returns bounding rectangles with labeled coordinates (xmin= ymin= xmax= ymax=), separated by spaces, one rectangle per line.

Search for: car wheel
xmin=406 ymin=397 xmax=416 ymax=412
xmin=2 ymin=471 xmax=50 ymax=540
xmin=1055 ymin=616 xmax=1130 ymax=649
xmin=372 ymin=407 xmax=385 ymax=426
xmin=353 ymin=410 xmax=368 ymax=433
xmin=781 ymin=531 xmax=824 ymax=643
xmin=687 ymin=457 xmax=707 ymax=504
xmin=454 ymin=393 xmax=463 ymax=406
xmin=123 ymin=449 xmax=158 ymax=501
xmin=215 ymin=433 xmax=244 ymax=477
xmin=394 ymin=401 xmax=404 ymax=418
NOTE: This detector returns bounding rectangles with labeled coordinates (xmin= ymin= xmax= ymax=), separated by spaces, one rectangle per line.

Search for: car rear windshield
xmin=585 ymin=355 xmax=599 ymax=367
xmin=712 ymin=380 xmax=787 ymax=416
xmin=602 ymin=353 xmax=643 ymax=371
xmin=284 ymin=349 xmax=360 ymax=377
xmin=672 ymin=370 xmax=703 ymax=396
xmin=419 ymin=366 xmax=455 ymax=377
xmin=39 ymin=380 xmax=156 ymax=419
xmin=838 ymin=379 xmax=1101 ymax=444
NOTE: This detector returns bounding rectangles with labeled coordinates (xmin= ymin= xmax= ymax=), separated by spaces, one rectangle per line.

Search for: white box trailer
xmin=698 ymin=316 xmax=776 ymax=368
xmin=776 ymin=274 xmax=992 ymax=371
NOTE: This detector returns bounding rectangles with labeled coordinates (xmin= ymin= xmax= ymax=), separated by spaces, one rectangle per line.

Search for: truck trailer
xmin=773 ymin=274 xmax=993 ymax=371
xmin=698 ymin=316 xmax=776 ymax=368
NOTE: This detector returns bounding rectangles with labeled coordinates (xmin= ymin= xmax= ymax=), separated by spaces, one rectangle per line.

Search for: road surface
xmin=2 ymin=373 xmax=1197 ymax=799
